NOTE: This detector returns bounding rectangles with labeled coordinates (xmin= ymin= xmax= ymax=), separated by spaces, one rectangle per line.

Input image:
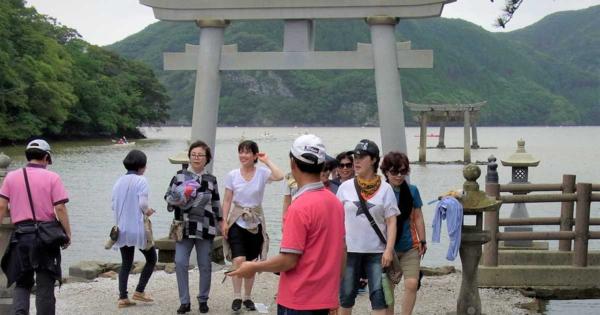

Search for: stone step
xmin=478 ymin=265 xmax=600 ymax=289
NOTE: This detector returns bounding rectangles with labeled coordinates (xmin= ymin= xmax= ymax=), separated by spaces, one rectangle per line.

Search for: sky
xmin=25 ymin=0 xmax=600 ymax=46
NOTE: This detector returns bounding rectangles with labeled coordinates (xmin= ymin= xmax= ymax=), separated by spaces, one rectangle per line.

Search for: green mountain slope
xmin=502 ymin=5 xmax=600 ymax=74
xmin=108 ymin=7 xmax=599 ymax=126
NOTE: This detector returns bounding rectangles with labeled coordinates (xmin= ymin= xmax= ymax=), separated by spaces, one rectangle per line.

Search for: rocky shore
xmin=29 ymin=263 xmax=538 ymax=314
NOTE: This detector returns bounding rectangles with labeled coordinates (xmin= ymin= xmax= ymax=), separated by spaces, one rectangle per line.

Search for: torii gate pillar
xmin=191 ymin=19 xmax=228 ymax=163
xmin=368 ymin=16 xmax=407 ymax=154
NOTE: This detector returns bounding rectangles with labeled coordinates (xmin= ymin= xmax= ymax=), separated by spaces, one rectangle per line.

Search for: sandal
xmin=117 ymin=298 xmax=136 ymax=308
xmin=132 ymin=291 xmax=154 ymax=302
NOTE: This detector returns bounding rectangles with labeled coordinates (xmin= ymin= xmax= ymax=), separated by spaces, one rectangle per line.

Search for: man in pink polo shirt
xmin=229 ymin=134 xmax=345 ymax=315
xmin=0 ymin=139 xmax=72 ymax=315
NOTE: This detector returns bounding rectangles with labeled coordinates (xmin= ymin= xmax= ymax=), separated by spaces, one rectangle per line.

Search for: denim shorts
xmin=339 ymin=252 xmax=386 ymax=310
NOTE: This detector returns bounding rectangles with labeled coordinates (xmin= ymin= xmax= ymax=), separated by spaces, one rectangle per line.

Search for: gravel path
xmin=30 ymin=268 xmax=537 ymax=314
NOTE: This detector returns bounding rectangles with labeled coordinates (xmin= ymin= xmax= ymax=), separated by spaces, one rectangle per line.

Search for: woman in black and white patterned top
xmin=164 ymin=140 xmax=222 ymax=314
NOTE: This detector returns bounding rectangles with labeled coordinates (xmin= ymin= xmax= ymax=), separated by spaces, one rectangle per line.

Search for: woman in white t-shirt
xmin=221 ymin=140 xmax=284 ymax=312
xmin=336 ymin=139 xmax=398 ymax=315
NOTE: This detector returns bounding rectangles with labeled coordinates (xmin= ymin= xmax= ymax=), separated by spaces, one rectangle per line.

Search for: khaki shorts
xmin=397 ymin=248 xmax=420 ymax=279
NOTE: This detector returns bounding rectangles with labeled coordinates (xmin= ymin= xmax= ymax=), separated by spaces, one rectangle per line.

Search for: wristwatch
xmin=420 ymin=240 xmax=427 ymax=245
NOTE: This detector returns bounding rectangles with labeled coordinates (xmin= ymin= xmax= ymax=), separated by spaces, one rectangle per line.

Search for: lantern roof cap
xmin=168 ymin=151 xmax=189 ymax=164
xmin=501 ymin=139 xmax=540 ymax=167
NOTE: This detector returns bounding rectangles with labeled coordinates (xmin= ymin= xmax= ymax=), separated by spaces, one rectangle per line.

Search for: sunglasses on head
xmin=338 ymin=162 xmax=353 ymax=169
xmin=388 ymin=168 xmax=408 ymax=176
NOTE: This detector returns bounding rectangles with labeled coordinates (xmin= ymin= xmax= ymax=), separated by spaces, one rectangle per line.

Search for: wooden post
xmin=418 ymin=113 xmax=428 ymax=163
xmin=437 ymin=113 xmax=446 ymax=148
xmin=484 ymin=156 xmax=500 ymax=266
xmin=573 ymin=183 xmax=591 ymax=267
xmin=559 ymin=174 xmax=576 ymax=251
xmin=463 ymin=110 xmax=471 ymax=163
xmin=471 ymin=111 xmax=480 ymax=149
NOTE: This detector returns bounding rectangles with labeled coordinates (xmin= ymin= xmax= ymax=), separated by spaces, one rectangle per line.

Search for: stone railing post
xmin=559 ymin=174 xmax=576 ymax=251
xmin=483 ymin=156 xmax=500 ymax=266
xmin=573 ymin=183 xmax=591 ymax=267
xmin=0 ymin=152 xmax=13 ymax=312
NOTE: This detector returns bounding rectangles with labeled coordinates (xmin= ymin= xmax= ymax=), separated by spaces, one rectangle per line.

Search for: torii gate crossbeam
xmin=141 ymin=0 xmax=454 ymax=169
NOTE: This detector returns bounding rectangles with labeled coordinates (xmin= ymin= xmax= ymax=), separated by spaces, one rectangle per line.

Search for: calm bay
xmin=1 ymin=126 xmax=598 ymax=314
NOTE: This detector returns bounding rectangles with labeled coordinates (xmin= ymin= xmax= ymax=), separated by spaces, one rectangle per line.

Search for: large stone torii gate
xmin=140 ymin=0 xmax=454 ymax=163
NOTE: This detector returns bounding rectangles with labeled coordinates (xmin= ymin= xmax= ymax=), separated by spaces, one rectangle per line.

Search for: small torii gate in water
xmin=140 ymin=0 xmax=454 ymax=167
xmin=405 ymin=101 xmax=494 ymax=164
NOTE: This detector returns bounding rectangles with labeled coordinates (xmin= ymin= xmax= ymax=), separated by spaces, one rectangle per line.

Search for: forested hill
xmin=0 ymin=0 xmax=168 ymax=143
xmin=107 ymin=6 xmax=599 ymax=127
xmin=502 ymin=5 xmax=600 ymax=74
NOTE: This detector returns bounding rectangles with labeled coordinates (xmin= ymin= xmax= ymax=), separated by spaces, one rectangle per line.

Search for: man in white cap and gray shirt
xmin=0 ymin=139 xmax=72 ymax=315
xmin=229 ymin=134 xmax=346 ymax=315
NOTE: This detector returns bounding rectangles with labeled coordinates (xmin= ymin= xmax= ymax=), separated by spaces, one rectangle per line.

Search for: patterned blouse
xmin=165 ymin=169 xmax=222 ymax=239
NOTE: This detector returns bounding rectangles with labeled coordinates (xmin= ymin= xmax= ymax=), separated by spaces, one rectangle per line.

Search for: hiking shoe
xmin=232 ymin=299 xmax=242 ymax=312
xmin=243 ymin=299 xmax=256 ymax=311
xmin=117 ymin=298 xmax=136 ymax=308
xmin=177 ymin=303 xmax=191 ymax=314
xmin=199 ymin=302 xmax=209 ymax=313
xmin=132 ymin=291 xmax=154 ymax=302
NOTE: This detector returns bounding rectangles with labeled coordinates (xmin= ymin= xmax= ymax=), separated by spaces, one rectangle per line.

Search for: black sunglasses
xmin=338 ymin=162 xmax=353 ymax=169
xmin=388 ymin=168 xmax=408 ymax=176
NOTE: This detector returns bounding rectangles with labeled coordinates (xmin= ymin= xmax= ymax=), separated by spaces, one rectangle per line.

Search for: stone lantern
xmin=0 ymin=152 xmax=13 ymax=312
xmin=500 ymin=139 xmax=545 ymax=248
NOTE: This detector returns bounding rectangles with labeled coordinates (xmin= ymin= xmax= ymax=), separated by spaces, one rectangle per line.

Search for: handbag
xmin=109 ymin=226 xmax=119 ymax=241
xmin=354 ymin=178 xmax=403 ymax=285
xmin=22 ymin=168 xmax=69 ymax=247
xmin=168 ymin=220 xmax=184 ymax=241
xmin=143 ymin=215 xmax=154 ymax=250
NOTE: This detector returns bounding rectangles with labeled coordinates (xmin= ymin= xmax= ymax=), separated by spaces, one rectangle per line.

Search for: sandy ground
xmin=22 ymin=266 xmax=540 ymax=315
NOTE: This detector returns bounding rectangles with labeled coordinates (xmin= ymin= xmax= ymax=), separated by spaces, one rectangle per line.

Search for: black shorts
xmin=228 ymin=223 xmax=264 ymax=261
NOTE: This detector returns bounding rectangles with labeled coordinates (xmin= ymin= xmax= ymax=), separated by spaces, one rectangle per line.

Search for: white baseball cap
xmin=26 ymin=139 xmax=52 ymax=164
xmin=290 ymin=134 xmax=326 ymax=165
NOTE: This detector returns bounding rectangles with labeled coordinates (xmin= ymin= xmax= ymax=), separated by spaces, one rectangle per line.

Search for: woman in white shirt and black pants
xmin=111 ymin=150 xmax=156 ymax=308
xmin=221 ymin=140 xmax=284 ymax=313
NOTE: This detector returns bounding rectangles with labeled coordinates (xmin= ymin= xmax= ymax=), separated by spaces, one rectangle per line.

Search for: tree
xmin=491 ymin=0 xmax=525 ymax=28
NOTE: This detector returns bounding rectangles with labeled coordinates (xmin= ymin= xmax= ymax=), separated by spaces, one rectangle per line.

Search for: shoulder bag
xmin=110 ymin=179 xmax=132 ymax=241
xmin=353 ymin=178 xmax=403 ymax=285
xmin=105 ymin=178 xmax=132 ymax=249
xmin=22 ymin=168 xmax=69 ymax=247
